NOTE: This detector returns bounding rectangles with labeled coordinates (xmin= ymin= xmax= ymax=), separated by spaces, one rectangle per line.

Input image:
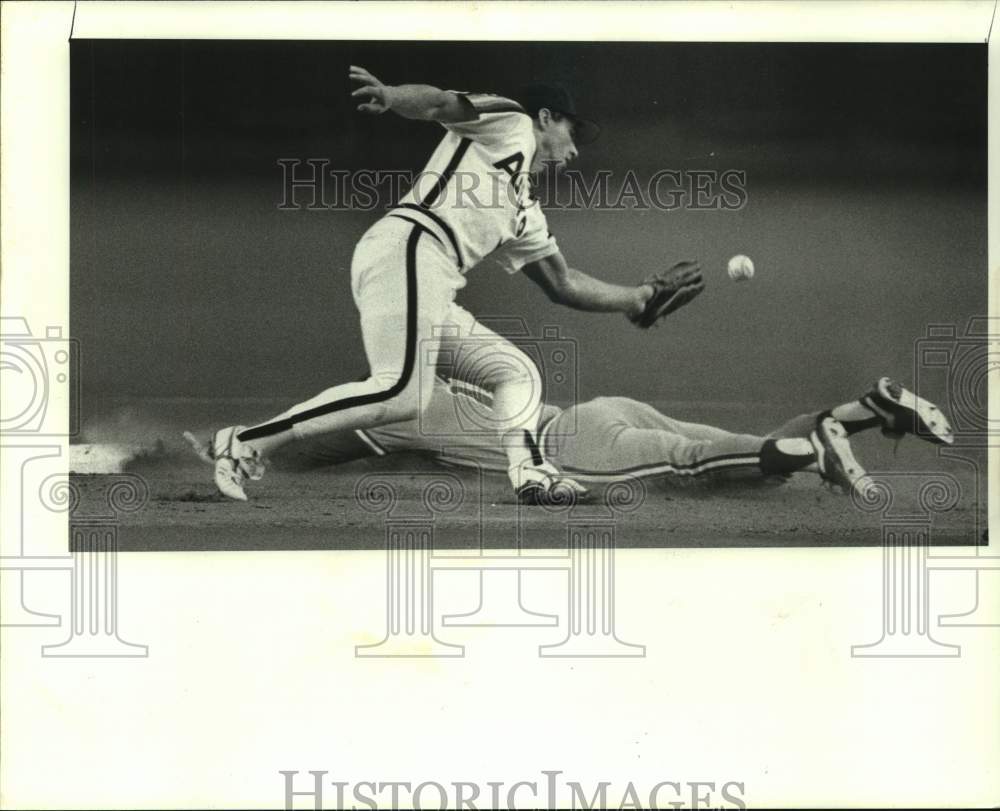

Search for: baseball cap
xmin=517 ymin=82 xmax=601 ymax=146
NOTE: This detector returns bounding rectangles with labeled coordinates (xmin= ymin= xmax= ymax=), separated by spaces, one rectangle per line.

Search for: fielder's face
xmin=532 ymin=110 xmax=579 ymax=172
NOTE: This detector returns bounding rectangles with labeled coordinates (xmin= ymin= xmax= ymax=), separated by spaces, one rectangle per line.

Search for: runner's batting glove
xmin=628 ymin=259 xmax=705 ymax=329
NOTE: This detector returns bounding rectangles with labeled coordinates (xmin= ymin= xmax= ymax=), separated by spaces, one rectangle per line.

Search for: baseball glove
xmin=629 ymin=260 xmax=705 ymax=329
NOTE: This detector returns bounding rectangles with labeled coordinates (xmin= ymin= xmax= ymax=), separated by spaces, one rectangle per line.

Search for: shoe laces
xmin=239 ymin=451 xmax=266 ymax=481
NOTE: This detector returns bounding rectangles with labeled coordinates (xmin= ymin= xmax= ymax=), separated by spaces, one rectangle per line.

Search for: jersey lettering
xmin=493 ymin=151 xmax=529 ymax=238
xmin=493 ymin=151 xmax=525 ymax=177
xmin=387 ymin=107 xmax=557 ymax=275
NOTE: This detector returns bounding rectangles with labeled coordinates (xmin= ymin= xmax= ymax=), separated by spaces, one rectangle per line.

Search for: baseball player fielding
xmin=191 ymin=66 xmax=705 ymax=506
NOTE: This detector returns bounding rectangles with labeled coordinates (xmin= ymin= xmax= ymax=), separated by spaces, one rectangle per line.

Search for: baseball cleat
xmin=183 ymin=426 xmax=264 ymax=502
xmin=509 ymin=462 xmax=589 ymax=506
xmin=810 ymin=416 xmax=870 ymax=497
xmin=862 ymin=377 xmax=954 ymax=445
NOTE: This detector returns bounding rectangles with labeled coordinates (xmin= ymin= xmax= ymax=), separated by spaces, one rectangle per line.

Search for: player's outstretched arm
xmin=525 ymin=252 xmax=705 ymax=328
xmin=349 ymin=65 xmax=474 ymax=122
xmin=522 ymin=251 xmax=653 ymax=318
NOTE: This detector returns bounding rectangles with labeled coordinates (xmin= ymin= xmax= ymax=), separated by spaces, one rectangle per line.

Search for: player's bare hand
xmin=350 ymin=65 xmax=393 ymax=114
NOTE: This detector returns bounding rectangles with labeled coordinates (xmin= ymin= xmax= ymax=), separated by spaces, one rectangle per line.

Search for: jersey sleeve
xmin=489 ymin=203 xmax=561 ymax=275
xmin=441 ymin=92 xmax=532 ymax=148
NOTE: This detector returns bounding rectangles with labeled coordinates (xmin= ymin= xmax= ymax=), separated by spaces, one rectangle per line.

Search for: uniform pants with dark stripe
xmin=239 ymin=218 xmax=545 ymax=456
xmin=543 ymin=397 xmax=836 ymax=483
xmin=543 ymin=397 xmax=770 ymax=482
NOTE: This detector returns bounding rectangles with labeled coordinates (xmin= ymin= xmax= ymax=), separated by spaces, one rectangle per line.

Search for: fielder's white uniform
xmin=240 ymin=94 xmax=558 ymax=450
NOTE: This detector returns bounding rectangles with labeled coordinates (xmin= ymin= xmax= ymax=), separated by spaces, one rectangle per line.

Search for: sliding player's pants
xmin=541 ymin=397 xmax=778 ymax=483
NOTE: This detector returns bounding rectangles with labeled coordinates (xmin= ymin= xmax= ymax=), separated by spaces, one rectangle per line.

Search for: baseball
xmin=727 ymin=254 xmax=755 ymax=281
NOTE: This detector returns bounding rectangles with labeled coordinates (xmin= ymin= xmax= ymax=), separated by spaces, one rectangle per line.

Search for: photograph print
xmin=69 ymin=39 xmax=989 ymax=550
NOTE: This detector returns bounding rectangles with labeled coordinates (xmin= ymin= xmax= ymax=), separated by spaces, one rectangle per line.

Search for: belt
xmin=387 ymin=204 xmax=464 ymax=269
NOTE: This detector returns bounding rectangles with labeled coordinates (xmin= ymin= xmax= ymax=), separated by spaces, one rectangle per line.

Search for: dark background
xmin=71 ymin=40 xmax=987 ymax=427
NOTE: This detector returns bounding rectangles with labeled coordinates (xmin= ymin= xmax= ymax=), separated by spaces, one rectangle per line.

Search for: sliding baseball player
xmin=197 ymin=66 xmax=705 ymax=505
xmin=233 ymin=376 xmax=953 ymax=496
